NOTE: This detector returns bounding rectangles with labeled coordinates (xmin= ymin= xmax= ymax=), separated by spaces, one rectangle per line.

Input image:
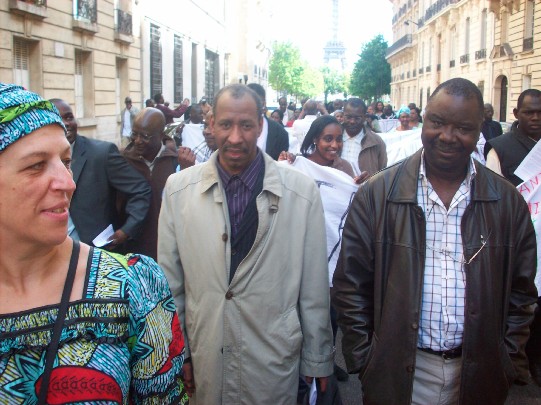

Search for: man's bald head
xmin=303 ymin=99 xmax=318 ymax=115
xmin=131 ymin=107 xmax=166 ymax=161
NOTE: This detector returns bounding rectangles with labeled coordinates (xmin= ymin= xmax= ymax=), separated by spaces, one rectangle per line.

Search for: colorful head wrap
xmin=397 ymin=105 xmax=411 ymax=116
xmin=0 ymin=83 xmax=65 ymax=152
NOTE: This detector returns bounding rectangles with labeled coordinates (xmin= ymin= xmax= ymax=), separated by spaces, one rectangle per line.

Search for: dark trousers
xmin=527 ymin=297 xmax=541 ymax=364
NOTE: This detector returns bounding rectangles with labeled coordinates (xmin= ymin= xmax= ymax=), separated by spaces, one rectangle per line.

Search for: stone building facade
xmin=387 ymin=0 xmax=540 ymax=122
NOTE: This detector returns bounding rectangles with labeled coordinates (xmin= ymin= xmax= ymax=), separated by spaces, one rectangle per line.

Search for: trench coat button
xmin=411 ymin=322 xmax=418 ymax=330
xmin=222 ymin=233 xmax=228 ymax=242
xmin=225 ymin=291 xmax=234 ymax=300
xmin=406 ymin=365 xmax=414 ymax=373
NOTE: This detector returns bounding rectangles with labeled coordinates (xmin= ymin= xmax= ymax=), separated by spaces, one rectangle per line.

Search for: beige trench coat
xmin=158 ymin=151 xmax=334 ymax=405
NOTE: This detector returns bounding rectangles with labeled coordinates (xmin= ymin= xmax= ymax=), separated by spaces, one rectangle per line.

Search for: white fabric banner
xmin=283 ymin=157 xmax=359 ymax=286
xmin=517 ymin=174 xmax=541 ymax=294
xmin=379 ymin=119 xmax=399 ymax=133
xmin=181 ymin=123 xmax=204 ymax=150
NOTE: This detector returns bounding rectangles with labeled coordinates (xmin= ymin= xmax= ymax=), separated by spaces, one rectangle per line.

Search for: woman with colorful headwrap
xmin=0 ymin=83 xmax=188 ymax=404
xmin=393 ymin=105 xmax=412 ymax=131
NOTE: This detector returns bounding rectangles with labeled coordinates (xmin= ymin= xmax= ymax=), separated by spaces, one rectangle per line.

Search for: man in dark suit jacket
xmin=247 ymin=83 xmax=289 ymax=159
xmin=51 ymin=99 xmax=151 ymax=248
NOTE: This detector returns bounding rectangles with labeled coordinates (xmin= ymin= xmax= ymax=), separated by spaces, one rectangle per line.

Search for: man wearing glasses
xmin=122 ymin=107 xmax=178 ymax=260
xmin=341 ymin=98 xmax=387 ymax=184
xmin=50 ymin=99 xmax=151 ymax=251
xmin=332 ymin=78 xmax=538 ymax=405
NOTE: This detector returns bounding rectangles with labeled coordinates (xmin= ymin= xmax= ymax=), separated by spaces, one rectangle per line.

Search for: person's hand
xmin=182 ymin=99 xmax=190 ymax=106
xmin=354 ymin=171 xmax=370 ymax=184
xmin=175 ymin=122 xmax=185 ymax=138
xmin=178 ymin=146 xmax=196 ymax=168
xmin=106 ymin=229 xmax=128 ymax=250
xmin=305 ymin=376 xmax=328 ymax=393
xmin=182 ymin=362 xmax=196 ymax=397
xmin=278 ymin=151 xmax=296 ymax=163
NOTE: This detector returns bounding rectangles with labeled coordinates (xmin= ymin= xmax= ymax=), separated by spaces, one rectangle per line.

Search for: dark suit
xmin=264 ymin=117 xmax=289 ymax=160
xmin=70 ymin=135 xmax=151 ymax=245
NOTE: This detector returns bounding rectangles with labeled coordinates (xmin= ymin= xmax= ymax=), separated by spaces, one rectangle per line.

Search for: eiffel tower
xmin=323 ymin=0 xmax=347 ymax=70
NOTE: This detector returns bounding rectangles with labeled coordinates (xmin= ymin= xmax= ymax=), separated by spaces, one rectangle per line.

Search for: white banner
xmin=517 ymin=174 xmax=541 ymax=295
xmin=284 ymin=157 xmax=359 ymax=286
xmin=181 ymin=123 xmax=205 ymax=150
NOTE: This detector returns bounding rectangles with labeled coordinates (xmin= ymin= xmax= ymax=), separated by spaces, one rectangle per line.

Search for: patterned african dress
xmin=0 ymin=248 xmax=188 ymax=404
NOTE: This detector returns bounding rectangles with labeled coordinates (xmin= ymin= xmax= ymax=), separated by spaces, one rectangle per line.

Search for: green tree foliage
xmin=268 ymin=42 xmax=303 ymax=96
xmin=349 ymin=34 xmax=391 ymax=102
xmin=268 ymin=42 xmax=323 ymax=99
xmin=321 ymin=67 xmax=348 ymax=103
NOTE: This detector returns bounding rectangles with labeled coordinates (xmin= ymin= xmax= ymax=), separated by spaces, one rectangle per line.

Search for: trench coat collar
xmin=200 ymin=148 xmax=283 ymax=198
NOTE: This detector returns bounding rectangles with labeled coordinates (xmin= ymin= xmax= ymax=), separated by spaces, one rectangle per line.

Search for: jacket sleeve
xmin=105 ymin=142 xmax=151 ymax=238
xmin=378 ymin=137 xmax=388 ymax=170
xmin=506 ymin=194 xmax=538 ymax=383
xmin=331 ymin=183 xmax=375 ymax=374
xmin=276 ymin=126 xmax=289 ymax=159
xmin=157 ymin=176 xmax=191 ymax=357
xmin=299 ymin=183 xmax=335 ymax=378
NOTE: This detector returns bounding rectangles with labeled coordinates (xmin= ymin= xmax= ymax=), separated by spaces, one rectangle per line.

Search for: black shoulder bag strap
xmin=37 ymin=240 xmax=80 ymax=405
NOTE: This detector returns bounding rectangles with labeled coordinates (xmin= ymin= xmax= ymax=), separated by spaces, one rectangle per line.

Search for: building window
xmin=480 ymin=9 xmax=487 ymax=50
xmin=523 ymin=75 xmax=532 ymax=91
xmin=205 ymin=50 xmax=219 ymax=103
xmin=478 ymin=81 xmax=485 ymax=98
xmin=464 ymin=17 xmax=470 ymax=54
xmin=73 ymin=0 xmax=97 ymax=23
xmin=174 ymin=35 xmax=183 ymax=103
xmin=524 ymin=0 xmax=534 ymax=51
xmin=13 ymin=37 xmax=30 ymax=89
xmin=150 ymin=24 xmax=162 ymax=98
xmin=74 ymin=50 xmax=85 ymax=119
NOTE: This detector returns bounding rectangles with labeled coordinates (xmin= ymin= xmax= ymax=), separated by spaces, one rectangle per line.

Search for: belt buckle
xmin=442 ymin=347 xmax=461 ymax=360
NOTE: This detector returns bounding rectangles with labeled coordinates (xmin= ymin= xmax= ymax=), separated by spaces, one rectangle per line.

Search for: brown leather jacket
xmin=358 ymin=125 xmax=387 ymax=176
xmin=332 ymin=149 xmax=537 ymax=405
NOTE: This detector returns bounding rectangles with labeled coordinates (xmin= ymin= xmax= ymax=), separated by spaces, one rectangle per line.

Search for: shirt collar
xmin=217 ymin=148 xmax=264 ymax=191
xmin=419 ymin=149 xmax=477 ymax=185
xmin=342 ymin=127 xmax=365 ymax=143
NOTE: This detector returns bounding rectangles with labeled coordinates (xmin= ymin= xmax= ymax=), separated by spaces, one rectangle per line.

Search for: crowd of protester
xmin=0 ymin=79 xmax=540 ymax=405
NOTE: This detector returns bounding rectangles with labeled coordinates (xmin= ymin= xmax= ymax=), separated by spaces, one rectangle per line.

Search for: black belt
xmin=419 ymin=346 xmax=462 ymax=360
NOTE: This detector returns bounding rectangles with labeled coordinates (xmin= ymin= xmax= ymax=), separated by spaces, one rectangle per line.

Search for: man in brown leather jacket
xmin=332 ymin=78 xmax=538 ymax=405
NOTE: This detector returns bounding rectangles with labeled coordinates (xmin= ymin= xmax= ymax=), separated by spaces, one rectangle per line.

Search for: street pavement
xmin=334 ymin=331 xmax=541 ymax=404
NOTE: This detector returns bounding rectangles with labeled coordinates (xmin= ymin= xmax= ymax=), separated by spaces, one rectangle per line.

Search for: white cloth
xmin=122 ymin=109 xmax=132 ymax=137
xmin=284 ymin=157 xmax=358 ymax=286
xmin=256 ymin=115 xmax=268 ymax=151
xmin=292 ymin=115 xmax=318 ymax=146
xmin=181 ymin=123 xmax=205 ymax=150
xmin=517 ymin=174 xmax=541 ymax=294
xmin=417 ymin=152 xmax=476 ymax=351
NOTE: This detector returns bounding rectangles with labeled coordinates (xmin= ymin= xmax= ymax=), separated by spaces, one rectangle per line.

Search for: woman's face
xmin=376 ymin=102 xmax=384 ymax=112
xmin=0 ymin=125 xmax=75 ymax=247
xmin=271 ymin=111 xmax=281 ymax=123
xmin=334 ymin=111 xmax=344 ymax=124
xmin=399 ymin=112 xmax=410 ymax=129
xmin=313 ymin=123 xmax=343 ymax=165
xmin=410 ymin=109 xmax=419 ymax=123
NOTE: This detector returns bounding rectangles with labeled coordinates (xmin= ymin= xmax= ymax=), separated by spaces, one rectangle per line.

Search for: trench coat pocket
xmin=360 ymin=333 xmax=379 ymax=382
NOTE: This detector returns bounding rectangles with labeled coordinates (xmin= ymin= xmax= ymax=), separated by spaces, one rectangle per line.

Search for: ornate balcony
xmin=9 ymin=0 xmax=47 ymax=18
xmin=73 ymin=0 xmax=98 ymax=34
xmin=386 ymin=34 xmax=413 ymax=58
xmin=449 ymin=60 xmax=456 ymax=68
xmin=426 ymin=65 xmax=431 ymax=73
xmin=475 ymin=49 xmax=487 ymax=60
xmin=419 ymin=67 xmax=424 ymax=75
xmin=460 ymin=54 xmax=470 ymax=64
xmin=424 ymin=0 xmax=459 ymax=25
xmin=114 ymin=9 xmax=133 ymax=43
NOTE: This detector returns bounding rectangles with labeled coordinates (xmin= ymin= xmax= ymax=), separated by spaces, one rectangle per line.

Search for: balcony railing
xmin=74 ymin=0 xmax=97 ymax=23
xmin=523 ymin=37 xmax=533 ymax=51
xmin=426 ymin=65 xmax=431 ymax=73
xmin=419 ymin=67 xmax=424 ymax=74
xmin=437 ymin=64 xmax=441 ymax=71
xmin=413 ymin=70 xmax=417 ymax=77
xmin=475 ymin=49 xmax=486 ymax=60
xmin=115 ymin=9 xmax=132 ymax=36
xmin=449 ymin=60 xmax=455 ymax=67
xmin=9 ymin=0 xmax=47 ymax=18
xmin=460 ymin=54 xmax=470 ymax=64
xmin=407 ymin=71 xmax=410 ymax=79
xmin=424 ymin=0 xmax=459 ymax=24
xmin=386 ymin=34 xmax=413 ymax=58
